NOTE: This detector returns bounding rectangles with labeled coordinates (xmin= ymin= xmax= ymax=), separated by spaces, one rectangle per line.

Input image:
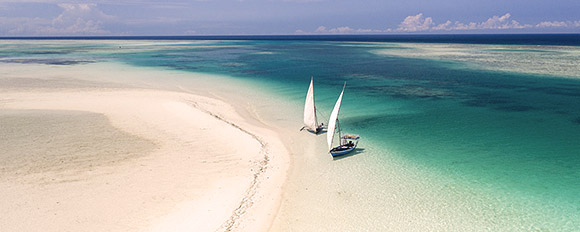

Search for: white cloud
xmin=3 ymin=3 xmax=114 ymax=35
xmin=312 ymin=25 xmax=383 ymax=34
xmin=416 ymin=13 xmax=533 ymax=32
xmin=458 ymin=22 xmax=479 ymax=30
xmin=480 ymin=13 xmax=511 ymax=29
xmin=304 ymin=13 xmax=579 ymax=35
xmin=314 ymin=26 xmax=355 ymax=34
xmin=314 ymin=26 xmax=327 ymax=33
xmin=53 ymin=3 xmax=114 ymax=29
xmin=329 ymin=26 xmax=355 ymax=33
xmin=356 ymin=28 xmax=383 ymax=33
xmin=537 ymin=21 xmax=569 ymax=28
xmin=396 ymin=13 xmax=434 ymax=32
xmin=432 ymin=20 xmax=453 ymax=31
xmin=536 ymin=20 xmax=580 ymax=28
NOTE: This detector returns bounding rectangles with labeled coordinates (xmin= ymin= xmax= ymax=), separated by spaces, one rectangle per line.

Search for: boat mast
xmin=336 ymin=119 xmax=342 ymax=146
xmin=337 ymin=82 xmax=345 ymax=146
xmin=327 ymin=82 xmax=346 ymax=151
xmin=304 ymin=77 xmax=318 ymax=131
xmin=312 ymin=77 xmax=318 ymax=128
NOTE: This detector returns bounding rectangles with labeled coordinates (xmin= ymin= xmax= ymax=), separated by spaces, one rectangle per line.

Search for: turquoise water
xmin=2 ymin=38 xmax=579 ymax=229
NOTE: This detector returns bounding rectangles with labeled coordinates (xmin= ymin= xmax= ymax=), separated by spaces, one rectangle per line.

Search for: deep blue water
xmin=3 ymin=33 xmax=580 ymax=46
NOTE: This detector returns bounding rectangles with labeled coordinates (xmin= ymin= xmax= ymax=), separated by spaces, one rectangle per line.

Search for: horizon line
xmin=1 ymin=33 xmax=579 ymax=38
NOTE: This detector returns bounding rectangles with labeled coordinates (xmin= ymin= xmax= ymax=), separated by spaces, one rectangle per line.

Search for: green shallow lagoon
xmin=2 ymin=38 xmax=579 ymax=230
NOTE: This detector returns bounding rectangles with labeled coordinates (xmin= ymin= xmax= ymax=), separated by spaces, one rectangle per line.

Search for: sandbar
xmin=0 ymin=62 xmax=288 ymax=231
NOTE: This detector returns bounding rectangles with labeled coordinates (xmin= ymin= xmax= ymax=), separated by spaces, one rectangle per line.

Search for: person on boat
xmin=315 ymin=123 xmax=324 ymax=134
xmin=347 ymin=141 xmax=354 ymax=147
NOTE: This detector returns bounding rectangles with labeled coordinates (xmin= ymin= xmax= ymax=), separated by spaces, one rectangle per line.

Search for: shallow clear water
xmin=2 ymin=37 xmax=579 ymax=230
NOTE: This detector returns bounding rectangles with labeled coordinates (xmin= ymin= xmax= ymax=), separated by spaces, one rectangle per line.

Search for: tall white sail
xmin=327 ymin=83 xmax=345 ymax=150
xmin=303 ymin=77 xmax=318 ymax=131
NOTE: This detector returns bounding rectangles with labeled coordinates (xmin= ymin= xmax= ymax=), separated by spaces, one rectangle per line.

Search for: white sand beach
xmin=0 ymin=63 xmax=289 ymax=231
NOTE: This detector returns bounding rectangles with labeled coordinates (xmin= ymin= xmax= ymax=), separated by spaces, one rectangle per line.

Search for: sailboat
xmin=302 ymin=77 xmax=324 ymax=134
xmin=327 ymin=82 xmax=360 ymax=157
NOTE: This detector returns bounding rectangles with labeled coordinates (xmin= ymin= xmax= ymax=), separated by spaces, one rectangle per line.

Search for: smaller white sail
xmin=303 ymin=77 xmax=318 ymax=131
xmin=327 ymin=83 xmax=345 ymax=150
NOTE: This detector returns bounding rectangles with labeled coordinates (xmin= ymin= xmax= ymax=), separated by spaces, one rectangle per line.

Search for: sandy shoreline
xmin=0 ymin=63 xmax=288 ymax=231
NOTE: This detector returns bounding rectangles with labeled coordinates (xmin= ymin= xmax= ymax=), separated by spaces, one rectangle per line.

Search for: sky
xmin=0 ymin=0 xmax=579 ymax=36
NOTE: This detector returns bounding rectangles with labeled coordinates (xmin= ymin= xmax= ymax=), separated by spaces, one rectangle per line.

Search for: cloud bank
xmin=1 ymin=3 xmax=579 ymax=36
xmin=397 ymin=13 xmax=434 ymax=32
xmin=313 ymin=26 xmax=383 ymax=34
xmin=536 ymin=20 xmax=580 ymax=28
xmin=417 ymin=13 xmax=531 ymax=31
xmin=3 ymin=3 xmax=113 ymax=35
xmin=305 ymin=13 xmax=580 ymax=34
